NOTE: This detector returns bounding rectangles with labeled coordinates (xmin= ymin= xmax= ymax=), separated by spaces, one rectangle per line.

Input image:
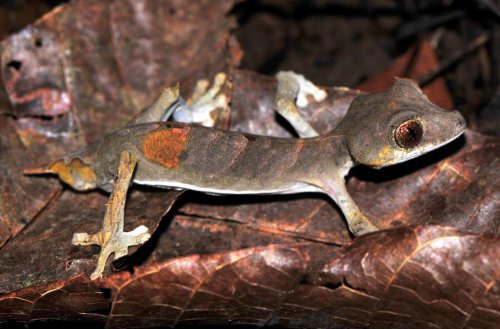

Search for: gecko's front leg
xmin=72 ymin=151 xmax=150 ymax=280
xmin=274 ymin=71 xmax=327 ymax=138
xmin=321 ymin=178 xmax=378 ymax=236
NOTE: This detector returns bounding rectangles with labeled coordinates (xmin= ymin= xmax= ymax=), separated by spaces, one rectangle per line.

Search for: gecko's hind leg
xmin=173 ymin=72 xmax=228 ymax=127
xmin=275 ymin=71 xmax=327 ymax=138
xmin=72 ymin=151 xmax=150 ymax=280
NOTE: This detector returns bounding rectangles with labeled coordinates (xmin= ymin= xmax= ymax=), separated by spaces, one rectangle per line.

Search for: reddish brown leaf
xmin=0 ymin=278 xmax=108 ymax=324
xmin=358 ymin=38 xmax=454 ymax=110
xmin=104 ymin=245 xmax=311 ymax=328
xmin=303 ymin=226 xmax=500 ymax=329
xmin=1 ymin=226 xmax=496 ymax=328
xmin=0 ymin=118 xmax=61 ymax=245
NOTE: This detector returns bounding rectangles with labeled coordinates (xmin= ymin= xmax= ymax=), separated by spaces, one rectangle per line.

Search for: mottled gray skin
xmin=78 ymin=122 xmax=347 ymax=195
xmin=54 ymin=78 xmax=466 ymax=236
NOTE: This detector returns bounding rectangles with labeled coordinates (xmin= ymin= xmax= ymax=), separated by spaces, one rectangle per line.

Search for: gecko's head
xmin=339 ymin=78 xmax=466 ymax=168
xmin=24 ymin=157 xmax=97 ymax=191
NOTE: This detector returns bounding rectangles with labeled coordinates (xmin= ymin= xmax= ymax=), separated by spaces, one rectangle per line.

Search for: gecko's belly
xmin=133 ymin=178 xmax=322 ymax=195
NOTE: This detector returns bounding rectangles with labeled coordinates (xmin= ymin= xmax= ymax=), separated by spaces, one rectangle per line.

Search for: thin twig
xmin=417 ymin=34 xmax=490 ymax=87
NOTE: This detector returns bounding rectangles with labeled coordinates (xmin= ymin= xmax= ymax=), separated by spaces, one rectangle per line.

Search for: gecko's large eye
xmin=394 ymin=119 xmax=423 ymax=148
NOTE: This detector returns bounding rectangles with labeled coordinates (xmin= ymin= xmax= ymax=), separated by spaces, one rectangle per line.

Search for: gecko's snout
xmin=456 ymin=114 xmax=466 ymax=130
xmin=449 ymin=111 xmax=466 ymax=137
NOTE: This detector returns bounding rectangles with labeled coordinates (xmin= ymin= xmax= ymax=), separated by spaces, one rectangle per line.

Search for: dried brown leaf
xmin=0 ymin=1 xmax=498 ymax=328
xmin=0 ymin=227 xmax=497 ymax=328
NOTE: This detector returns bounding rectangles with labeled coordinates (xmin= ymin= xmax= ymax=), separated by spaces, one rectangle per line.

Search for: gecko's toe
xmin=72 ymin=232 xmax=91 ymax=245
xmin=111 ymin=230 xmax=150 ymax=261
xmin=129 ymin=224 xmax=148 ymax=234
xmin=190 ymin=79 xmax=210 ymax=102
xmin=123 ymin=225 xmax=151 ymax=244
xmin=138 ymin=232 xmax=151 ymax=244
xmin=113 ymin=248 xmax=129 ymax=260
xmin=105 ymin=226 xmax=151 ymax=262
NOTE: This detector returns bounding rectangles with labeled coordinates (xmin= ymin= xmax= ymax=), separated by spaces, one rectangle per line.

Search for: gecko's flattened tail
xmin=23 ymin=165 xmax=55 ymax=175
xmin=24 ymin=159 xmax=97 ymax=191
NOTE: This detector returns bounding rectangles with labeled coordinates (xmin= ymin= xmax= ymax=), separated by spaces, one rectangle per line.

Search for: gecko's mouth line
xmin=420 ymin=129 xmax=465 ymax=155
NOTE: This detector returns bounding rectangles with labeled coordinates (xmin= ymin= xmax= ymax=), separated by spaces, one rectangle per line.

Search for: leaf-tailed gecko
xmin=24 ymin=72 xmax=466 ymax=280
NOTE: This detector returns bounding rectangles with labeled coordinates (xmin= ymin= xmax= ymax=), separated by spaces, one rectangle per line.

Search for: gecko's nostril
xmin=452 ymin=112 xmax=466 ymax=130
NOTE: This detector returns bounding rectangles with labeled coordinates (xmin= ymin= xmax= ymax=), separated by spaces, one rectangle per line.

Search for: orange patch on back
xmin=142 ymin=127 xmax=190 ymax=168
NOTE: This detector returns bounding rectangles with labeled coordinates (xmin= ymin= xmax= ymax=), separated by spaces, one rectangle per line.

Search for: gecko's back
xmin=91 ymin=122 xmax=345 ymax=195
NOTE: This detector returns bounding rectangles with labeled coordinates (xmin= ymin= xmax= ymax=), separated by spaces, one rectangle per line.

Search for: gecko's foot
xmin=172 ymin=72 xmax=228 ymax=127
xmin=349 ymin=217 xmax=379 ymax=236
xmin=274 ymin=71 xmax=326 ymax=138
xmin=276 ymin=71 xmax=327 ymax=107
xmin=72 ymin=225 xmax=151 ymax=280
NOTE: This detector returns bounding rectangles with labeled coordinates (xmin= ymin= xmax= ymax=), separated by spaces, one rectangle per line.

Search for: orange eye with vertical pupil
xmin=395 ymin=119 xmax=423 ymax=148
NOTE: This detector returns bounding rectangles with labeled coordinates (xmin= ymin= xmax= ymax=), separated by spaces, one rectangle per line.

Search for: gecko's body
xmin=25 ymin=73 xmax=466 ymax=280
xmin=75 ymin=121 xmax=345 ymax=195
